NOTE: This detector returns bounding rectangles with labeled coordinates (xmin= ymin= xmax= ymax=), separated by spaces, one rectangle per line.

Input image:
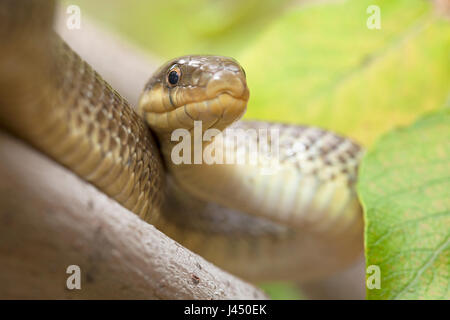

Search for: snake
xmin=0 ymin=1 xmax=364 ymax=283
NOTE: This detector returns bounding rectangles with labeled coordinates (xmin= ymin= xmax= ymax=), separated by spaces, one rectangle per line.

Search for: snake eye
xmin=167 ymin=65 xmax=181 ymax=86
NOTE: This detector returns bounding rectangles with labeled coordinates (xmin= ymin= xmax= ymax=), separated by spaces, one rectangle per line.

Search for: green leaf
xmin=358 ymin=108 xmax=450 ymax=300
xmin=239 ymin=0 xmax=450 ymax=146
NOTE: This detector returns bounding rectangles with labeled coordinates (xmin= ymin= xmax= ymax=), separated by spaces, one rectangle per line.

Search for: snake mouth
xmin=141 ymin=93 xmax=247 ymax=133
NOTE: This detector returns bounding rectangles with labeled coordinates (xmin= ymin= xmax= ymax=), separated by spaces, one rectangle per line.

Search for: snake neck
xmin=155 ymin=121 xmax=363 ymax=236
xmin=156 ymin=125 xmax=224 ymax=167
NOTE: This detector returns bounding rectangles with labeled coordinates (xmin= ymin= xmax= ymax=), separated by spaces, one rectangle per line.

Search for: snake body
xmin=0 ymin=1 xmax=364 ymax=282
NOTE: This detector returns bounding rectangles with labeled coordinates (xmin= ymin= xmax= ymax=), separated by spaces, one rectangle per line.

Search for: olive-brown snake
xmin=0 ymin=0 xmax=364 ymax=283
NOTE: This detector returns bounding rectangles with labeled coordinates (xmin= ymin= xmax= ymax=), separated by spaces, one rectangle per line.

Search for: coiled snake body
xmin=0 ymin=1 xmax=363 ymax=282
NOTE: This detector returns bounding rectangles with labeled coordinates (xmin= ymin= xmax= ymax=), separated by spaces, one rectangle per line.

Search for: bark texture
xmin=0 ymin=132 xmax=266 ymax=299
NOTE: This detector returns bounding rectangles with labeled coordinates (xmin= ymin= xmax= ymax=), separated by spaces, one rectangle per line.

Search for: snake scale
xmin=0 ymin=1 xmax=364 ymax=282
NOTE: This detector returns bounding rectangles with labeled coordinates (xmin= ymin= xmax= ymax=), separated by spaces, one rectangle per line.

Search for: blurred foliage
xmin=68 ymin=0 xmax=450 ymax=299
xmin=71 ymin=0 xmax=449 ymax=146
xmin=358 ymin=107 xmax=449 ymax=299
xmin=240 ymin=0 xmax=449 ymax=146
xmin=259 ymin=282 xmax=305 ymax=300
xmin=68 ymin=0 xmax=291 ymax=57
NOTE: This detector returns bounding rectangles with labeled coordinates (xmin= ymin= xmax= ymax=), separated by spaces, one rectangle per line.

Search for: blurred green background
xmin=66 ymin=0 xmax=449 ymax=298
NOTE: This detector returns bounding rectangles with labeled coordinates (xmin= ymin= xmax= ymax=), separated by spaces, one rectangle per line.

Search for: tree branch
xmin=0 ymin=120 xmax=266 ymax=300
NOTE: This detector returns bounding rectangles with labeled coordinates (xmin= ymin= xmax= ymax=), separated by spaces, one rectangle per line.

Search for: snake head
xmin=138 ymin=55 xmax=249 ymax=133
